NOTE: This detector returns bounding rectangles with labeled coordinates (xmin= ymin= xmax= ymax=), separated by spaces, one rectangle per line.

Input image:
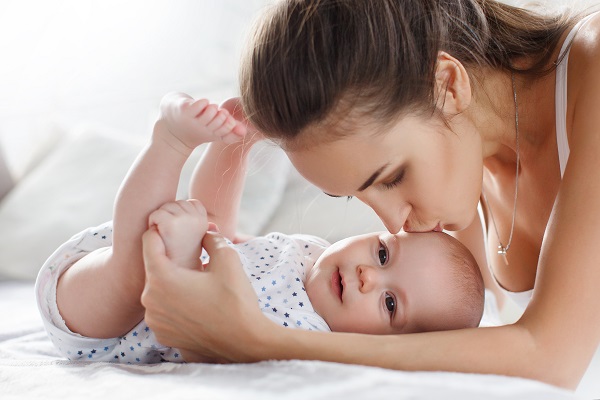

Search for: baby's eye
xmin=378 ymin=243 xmax=388 ymax=265
xmin=384 ymin=293 xmax=396 ymax=314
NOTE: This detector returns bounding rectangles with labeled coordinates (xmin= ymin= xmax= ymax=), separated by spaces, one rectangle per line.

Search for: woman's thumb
xmin=142 ymin=226 xmax=168 ymax=273
xmin=201 ymin=232 xmax=239 ymax=270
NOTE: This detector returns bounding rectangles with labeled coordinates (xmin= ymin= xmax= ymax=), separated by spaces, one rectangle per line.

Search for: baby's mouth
xmin=332 ymin=268 xmax=344 ymax=302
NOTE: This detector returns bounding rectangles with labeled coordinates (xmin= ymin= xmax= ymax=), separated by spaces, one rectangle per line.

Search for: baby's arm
xmin=189 ymin=98 xmax=262 ymax=241
xmin=56 ymin=93 xmax=245 ymax=339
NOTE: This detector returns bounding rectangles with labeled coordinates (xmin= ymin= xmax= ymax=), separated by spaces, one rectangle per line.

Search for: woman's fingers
xmin=201 ymin=231 xmax=240 ymax=271
xmin=142 ymin=226 xmax=168 ymax=267
xmin=141 ymin=227 xmax=270 ymax=363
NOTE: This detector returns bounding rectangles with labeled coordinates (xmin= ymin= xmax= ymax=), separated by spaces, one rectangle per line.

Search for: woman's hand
xmin=141 ymin=226 xmax=273 ymax=362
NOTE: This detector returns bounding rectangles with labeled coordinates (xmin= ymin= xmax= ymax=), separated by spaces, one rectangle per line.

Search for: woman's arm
xmin=142 ymin=45 xmax=600 ymax=391
xmin=144 ymin=103 xmax=600 ymax=390
xmin=141 ymin=223 xmax=539 ymax=378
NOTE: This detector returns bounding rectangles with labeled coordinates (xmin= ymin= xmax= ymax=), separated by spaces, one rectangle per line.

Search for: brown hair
xmin=240 ymin=0 xmax=582 ymax=148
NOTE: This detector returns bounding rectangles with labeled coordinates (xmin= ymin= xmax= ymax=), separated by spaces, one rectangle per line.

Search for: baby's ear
xmin=433 ymin=51 xmax=471 ymax=115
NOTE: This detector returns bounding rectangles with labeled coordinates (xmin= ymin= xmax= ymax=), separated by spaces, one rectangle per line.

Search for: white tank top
xmin=492 ymin=13 xmax=597 ymax=311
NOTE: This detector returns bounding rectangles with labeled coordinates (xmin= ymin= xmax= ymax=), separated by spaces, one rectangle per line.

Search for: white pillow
xmin=0 ymin=143 xmax=13 ymax=201
xmin=0 ymin=128 xmax=289 ymax=280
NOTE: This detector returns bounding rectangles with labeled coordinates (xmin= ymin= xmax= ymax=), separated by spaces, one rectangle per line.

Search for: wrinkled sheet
xmin=0 ymin=282 xmax=582 ymax=400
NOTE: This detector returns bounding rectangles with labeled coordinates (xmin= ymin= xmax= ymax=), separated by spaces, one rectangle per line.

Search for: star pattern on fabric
xmin=46 ymin=226 xmax=331 ymax=365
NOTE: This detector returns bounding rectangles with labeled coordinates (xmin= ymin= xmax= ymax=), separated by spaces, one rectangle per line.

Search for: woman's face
xmin=286 ymin=113 xmax=483 ymax=233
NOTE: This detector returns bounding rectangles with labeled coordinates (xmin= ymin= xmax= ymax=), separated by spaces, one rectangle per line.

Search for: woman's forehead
xmin=286 ymin=136 xmax=394 ymax=193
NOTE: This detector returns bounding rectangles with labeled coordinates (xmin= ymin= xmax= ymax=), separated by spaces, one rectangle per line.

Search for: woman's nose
xmin=369 ymin=201 xmax=410 ymax=235
xmin=358 ymin=265 xmax=380 ymax=293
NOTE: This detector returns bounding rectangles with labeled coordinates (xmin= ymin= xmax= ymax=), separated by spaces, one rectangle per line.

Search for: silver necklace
xmin=482 ymin=72 xmax=520 ymax=266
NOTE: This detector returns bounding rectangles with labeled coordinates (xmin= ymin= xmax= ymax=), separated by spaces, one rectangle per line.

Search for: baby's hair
xmin=240 ymin=0 xmax=581 ymax=149
xmin=437 ymin=233 xmax=485 ymax=329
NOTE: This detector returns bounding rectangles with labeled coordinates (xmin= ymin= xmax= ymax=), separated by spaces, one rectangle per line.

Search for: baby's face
xmin=305 ymin=231 xmax=460 ymax=334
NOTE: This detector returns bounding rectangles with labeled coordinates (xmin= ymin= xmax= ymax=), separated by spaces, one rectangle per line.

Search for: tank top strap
xmin=555 ymin=12 xmax=598 ymax=177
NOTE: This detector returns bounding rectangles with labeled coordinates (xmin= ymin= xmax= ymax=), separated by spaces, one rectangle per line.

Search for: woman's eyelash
xmin=382 ymin=170 xmax=405 ymax=190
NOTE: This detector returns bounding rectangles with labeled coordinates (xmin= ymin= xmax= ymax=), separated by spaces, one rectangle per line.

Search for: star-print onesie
xmin=35 ymin=221 xmax=331 ymax=364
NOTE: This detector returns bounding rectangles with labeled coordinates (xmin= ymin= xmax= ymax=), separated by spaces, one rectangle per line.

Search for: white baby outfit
xmin=36 ymin=222 xmax=331 ymax=364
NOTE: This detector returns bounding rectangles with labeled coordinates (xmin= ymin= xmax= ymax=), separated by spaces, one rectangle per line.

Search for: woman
xmin=140 ymin=0 xmax=600 ymax=389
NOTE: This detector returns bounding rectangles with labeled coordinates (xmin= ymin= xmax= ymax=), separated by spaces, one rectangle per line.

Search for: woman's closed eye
xmin=382 ymin=168 xmax=405 ymax=190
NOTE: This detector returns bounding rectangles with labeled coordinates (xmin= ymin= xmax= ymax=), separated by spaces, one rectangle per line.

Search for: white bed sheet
xmin=0 ymin=282 xmax=585 ymax=400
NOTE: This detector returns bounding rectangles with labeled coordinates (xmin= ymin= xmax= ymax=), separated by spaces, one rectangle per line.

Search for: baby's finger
xmin=148 ymin=209 xmax=172 ymax=229
xmin=157 ymin=201 xmax=188 ymax=216
xmin=186 ymin=199 xmax=207 ymax=216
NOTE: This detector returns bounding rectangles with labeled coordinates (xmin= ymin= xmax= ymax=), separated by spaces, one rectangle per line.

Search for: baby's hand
xmin=148 ymin=199 xmax=208 ymax=270
xmin=156 ymin=93 xmax=247 ymax=151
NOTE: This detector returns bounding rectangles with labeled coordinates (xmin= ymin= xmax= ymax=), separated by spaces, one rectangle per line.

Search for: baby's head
xmin=305 ymin=231 xmax=484 ymax=335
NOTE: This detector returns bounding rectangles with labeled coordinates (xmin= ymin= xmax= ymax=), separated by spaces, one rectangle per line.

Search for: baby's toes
xmin=216 ymin=115 xmax=246 ymax=140
xmin=196 ymin=104 xmax=219 ymax=126
xmin=206 ymin=109 xmax=230 ymax=134
xmin=189 ymin=98 xmax=210 ymax=116
xmin=231 ymin=121 xmax=247 ymax=137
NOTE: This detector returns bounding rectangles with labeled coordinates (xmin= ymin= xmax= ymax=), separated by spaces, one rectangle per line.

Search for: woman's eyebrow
xmin=357 ymin=164 xmax=389 ymax=192
xmin=323 ymin=164 xmax=390 ymax=197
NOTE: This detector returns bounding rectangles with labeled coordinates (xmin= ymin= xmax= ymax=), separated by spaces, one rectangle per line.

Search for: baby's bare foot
xmin=148 ymin=200 xmax=208 ymax=269
xmin=157 ymin=93 xmax=247 ymax=151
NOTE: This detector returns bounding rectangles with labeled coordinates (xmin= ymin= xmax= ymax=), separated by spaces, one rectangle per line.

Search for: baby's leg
xmin=56 ymin=94 xmax=245 ymax=339
xmin=148 ymin=199 xmax=208 ymax=270
xmin=188 ymin=98 xmax=263 ymax=240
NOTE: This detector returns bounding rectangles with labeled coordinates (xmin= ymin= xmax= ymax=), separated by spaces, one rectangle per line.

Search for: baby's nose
xmin=358 ymin=265 xmax=380 ymax=293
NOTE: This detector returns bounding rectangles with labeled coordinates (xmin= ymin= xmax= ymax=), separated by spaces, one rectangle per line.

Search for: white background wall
xmin=0 ymin=0 xmax=270 ymax=178
xmin=0 ymin=0 xmax=597 ymax=178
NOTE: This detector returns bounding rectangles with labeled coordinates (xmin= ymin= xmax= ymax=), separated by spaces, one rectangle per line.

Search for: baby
xmin=35 ymin=93 xmax=484 ymax=364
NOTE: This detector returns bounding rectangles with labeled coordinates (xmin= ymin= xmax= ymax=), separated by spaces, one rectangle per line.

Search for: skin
xmin=141 ymin=15 xmax=600 ymax=390
xmin=305 ymin=231 xmax=473 ymax=334
xmin=56 ymin=93 xmax=248 ymax=338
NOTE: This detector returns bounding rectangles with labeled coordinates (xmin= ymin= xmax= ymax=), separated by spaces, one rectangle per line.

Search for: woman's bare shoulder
xmin=569 ymin=14 xmax=600 ymax=77
xmin=567 ymin=13 xmax=600 ymax=142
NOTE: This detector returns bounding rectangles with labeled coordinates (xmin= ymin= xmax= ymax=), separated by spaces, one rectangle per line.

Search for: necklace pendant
xmin=497 ymin=246 xmax=509 ymax=265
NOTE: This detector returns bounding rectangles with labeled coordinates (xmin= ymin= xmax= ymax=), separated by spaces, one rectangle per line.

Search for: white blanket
xmin=0 ymin=282 xmax=583 ymax=400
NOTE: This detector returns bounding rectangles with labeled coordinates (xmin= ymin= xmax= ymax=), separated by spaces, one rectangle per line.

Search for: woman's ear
xmin=434 ymin=51 xmax=471 ymax=114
